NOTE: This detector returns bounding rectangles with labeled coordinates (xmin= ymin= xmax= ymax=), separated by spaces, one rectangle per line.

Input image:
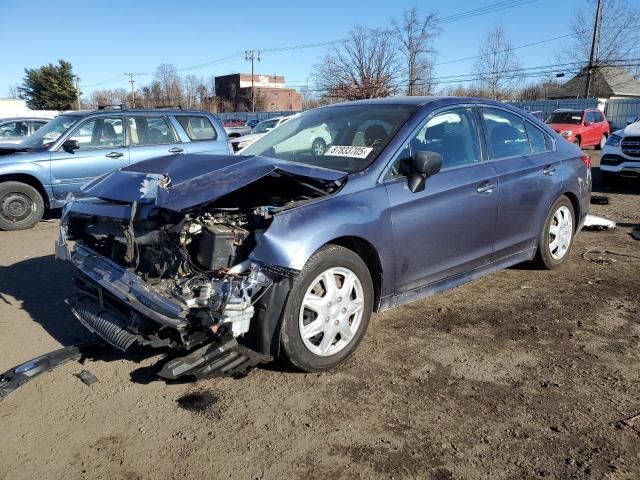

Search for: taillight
xmin=581 ymin=154 xmax=592 ymax=169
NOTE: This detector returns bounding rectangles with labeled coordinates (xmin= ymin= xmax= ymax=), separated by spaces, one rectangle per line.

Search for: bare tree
xmin=86 ymin=88 xmax=129 ymax=108
xmin=558 ymin=0 xmax=640 ymax=78
xmin=155 ymin=64 xmax=184 ymax=105
xmin=313 ymin=26 xmax=400 ymax=100
xmin=7 ymin=84 xmax=19 ymax=99
xmin=473 ymin=25 xmax=522 ymax=100
xmin=392 ymin=8 xmax=439 ymax=95
xmin=183 ymin=74 xmax=201 ymax=109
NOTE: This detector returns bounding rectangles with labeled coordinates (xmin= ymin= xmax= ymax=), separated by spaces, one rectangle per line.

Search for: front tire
xmin=0 ymin=181 xmax=45 ymax=231
xmin=532 ymin=195 xmax=575 ymax=269
xmin=280 ymin=245 xmax=373 ymax=372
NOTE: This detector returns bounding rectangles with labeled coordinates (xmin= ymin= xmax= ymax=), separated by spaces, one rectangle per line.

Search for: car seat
xmin=364 ymin=125 xmax=388 ymax=149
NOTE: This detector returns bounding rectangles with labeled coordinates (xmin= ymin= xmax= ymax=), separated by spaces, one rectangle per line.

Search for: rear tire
xmin=532 ymin=195 xmax=575 ymax=270
xmin=0 ymin=181 xmax=45 ymax=231
xmin=596 ymin=133 xmax=607 ymax=150
xmin=280 ymin=245 xmax=373 ymax=372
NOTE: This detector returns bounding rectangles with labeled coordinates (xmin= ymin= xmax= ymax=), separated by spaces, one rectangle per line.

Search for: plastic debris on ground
xmin=583 ymin=214 xmax=616 ymax=231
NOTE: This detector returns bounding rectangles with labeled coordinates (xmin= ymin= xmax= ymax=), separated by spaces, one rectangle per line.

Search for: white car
xmin=273 ymin=123 xmax=332 ymax=157
xmin=601 ymin=119 xmax=640 ymax=183
xmin=233 ymin=116 xmax=293 ymax=152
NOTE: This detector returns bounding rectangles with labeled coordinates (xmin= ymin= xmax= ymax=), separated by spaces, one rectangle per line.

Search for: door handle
xmin=543 ymin=165 xmax=556 ymax=176
xmin=168 ymin=147 xmax=184 ymax=154
xmin=106 ymin=151 xmax=124 ymax=158
xmin=477 ymin=181 xmax=497 ymax=194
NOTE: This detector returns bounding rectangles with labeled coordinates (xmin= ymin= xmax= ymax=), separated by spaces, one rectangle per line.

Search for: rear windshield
xmin=545 ymin=112 xmax=583 ymax=125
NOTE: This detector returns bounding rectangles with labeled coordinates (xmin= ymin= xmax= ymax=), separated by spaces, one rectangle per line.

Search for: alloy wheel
xmin=548 ymin=205 xmax=573 ymax=260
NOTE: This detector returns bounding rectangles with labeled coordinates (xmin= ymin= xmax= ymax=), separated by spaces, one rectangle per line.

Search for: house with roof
xmin=548 ymin=66 xmax=640 ymax=99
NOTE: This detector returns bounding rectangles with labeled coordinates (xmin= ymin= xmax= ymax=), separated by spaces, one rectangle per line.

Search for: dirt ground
xmin=1 ymin=152 xmax=639 ymax=480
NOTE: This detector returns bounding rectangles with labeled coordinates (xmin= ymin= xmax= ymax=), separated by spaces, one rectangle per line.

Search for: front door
xmin=50 ymin=116 xmax=129 ymax=202
xmin=384 ymin=106 xmax=499 ymax=294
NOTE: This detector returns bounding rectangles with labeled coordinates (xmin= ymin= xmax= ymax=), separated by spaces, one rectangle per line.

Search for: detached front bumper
xmin=70 ymin=244 xmax=188 ymax=330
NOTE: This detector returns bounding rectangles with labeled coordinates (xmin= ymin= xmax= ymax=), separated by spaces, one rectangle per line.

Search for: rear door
xmin=172 ymin=115 xmax=230 ymax=154
xmin=384 ymin=106 xmax=499 ymax=292
xmin=50 ymin=116 xmax=129 ymax=201
xmin=479 ymin=107 xmax=562 ymax=259
xmin=127 ymin=115 xmax=185 ymax=165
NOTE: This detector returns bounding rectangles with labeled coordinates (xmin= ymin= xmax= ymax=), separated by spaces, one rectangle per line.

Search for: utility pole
xmin=245 ymin=50 xmax=261 ymax=112
xmin=124 ymin=72 xmax=142 ymax=108
xmin=584 ymin=0 xmax=603 ymax=98
xmin=75 ymin=76 xmax=81 ymax=110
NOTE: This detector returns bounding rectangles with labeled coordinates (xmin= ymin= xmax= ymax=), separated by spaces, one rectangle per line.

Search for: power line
xmin=79 ymin=0 xmax=539 ymax=88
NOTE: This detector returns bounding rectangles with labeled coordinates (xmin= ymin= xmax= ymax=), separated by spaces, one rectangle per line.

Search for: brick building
xmin=214 ymin=74 xmax=302 ymax=111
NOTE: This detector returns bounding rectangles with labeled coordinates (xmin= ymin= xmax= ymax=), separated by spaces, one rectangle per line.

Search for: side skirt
xmin=379 ymin=248 xmax=535 ymax=311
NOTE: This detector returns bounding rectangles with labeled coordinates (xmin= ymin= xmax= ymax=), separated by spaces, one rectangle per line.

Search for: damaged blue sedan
xmin=58 ymin=97 xmax=591 ymax=378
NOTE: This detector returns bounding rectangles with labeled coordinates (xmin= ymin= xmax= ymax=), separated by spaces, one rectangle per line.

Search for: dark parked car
xmin=0 ymin=117 xmax=49 ymax=143
xmin=0 ymin=109 xmax=229 ymax=230
xmin=59 ymin=97 xmax=591 ymax=378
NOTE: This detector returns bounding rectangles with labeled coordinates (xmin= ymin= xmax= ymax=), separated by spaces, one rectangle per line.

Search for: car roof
xmin=60 ymin=109 xmax=213 ymax=118
xmin=0 ymin=117 xmax=51 ymax=122
xmin=320 ymin=96 xmax=528 ymax=110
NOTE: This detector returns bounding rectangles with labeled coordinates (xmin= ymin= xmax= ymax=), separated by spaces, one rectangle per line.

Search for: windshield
xmin=242 ymin=104 xmax=416 ymax=173
xmin=546 ymin=111 xmax=583 ymax=125
xmin=20 ymin=115 xmax=79 ymax=148
xmin=252 ymin=118 xmax=279 ymax=134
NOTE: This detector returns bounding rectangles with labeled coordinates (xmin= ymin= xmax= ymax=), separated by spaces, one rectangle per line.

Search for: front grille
xmin=622 ymin=136 xmax=640 ymax=158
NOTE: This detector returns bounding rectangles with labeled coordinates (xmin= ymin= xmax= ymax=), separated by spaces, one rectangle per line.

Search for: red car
xmin=545 ymin=109 xmax=611 ymax=149
xmin=222 ymin=118 xmax=245 ymax=127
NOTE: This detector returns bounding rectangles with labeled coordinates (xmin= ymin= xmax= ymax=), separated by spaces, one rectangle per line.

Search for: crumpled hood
xmin=81 ymin=153 xmax=347 ymax=211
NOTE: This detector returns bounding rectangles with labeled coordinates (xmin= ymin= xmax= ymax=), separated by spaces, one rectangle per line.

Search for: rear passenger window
xmin=481 ymin=108 xmax=530 ymax=159
xmin=128 ymin=116 xmax=177 ymax=146
xmin=525 ymin=122 xmax=551 ymax=153
xmin=176 ymin=116 xmax=217 ymax=141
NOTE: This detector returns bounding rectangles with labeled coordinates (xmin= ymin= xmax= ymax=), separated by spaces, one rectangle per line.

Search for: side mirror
xmin=62 ymin=139 xmax=80 ymax=153
xmin=584 ymin=121 xmax=593 ymax=126
xmin=408 ymin=151 xmax=442 ymax=193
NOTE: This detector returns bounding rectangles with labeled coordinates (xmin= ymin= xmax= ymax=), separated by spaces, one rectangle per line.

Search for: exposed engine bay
xmin=67 ymin=206 xmax=275 ymax=341
xmin=57 ymin=163 xmax=346 ymax=378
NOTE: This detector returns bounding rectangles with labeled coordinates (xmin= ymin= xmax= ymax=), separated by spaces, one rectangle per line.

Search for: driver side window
xmin=387 ymin=107 xmax=481 ymax=179
xmin=68 ymin=117 xmax=125 ymax=150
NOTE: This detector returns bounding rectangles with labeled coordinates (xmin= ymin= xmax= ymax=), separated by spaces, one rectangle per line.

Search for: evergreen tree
xmin=19 ymin=60 xmax=77 ymax=109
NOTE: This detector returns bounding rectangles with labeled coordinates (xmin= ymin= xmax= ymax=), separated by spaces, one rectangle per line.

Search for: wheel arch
xmin=326 ymin=236 xmax=383 ymax=312
xmin=0 ymin=173 xmax=49 ymax=208
xmin=562 ymin=191 xmax=580 ymax=232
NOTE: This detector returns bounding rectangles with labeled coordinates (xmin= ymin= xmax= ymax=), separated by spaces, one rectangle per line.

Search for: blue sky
xmin=0 ymin=0 xmax=587 ymax=96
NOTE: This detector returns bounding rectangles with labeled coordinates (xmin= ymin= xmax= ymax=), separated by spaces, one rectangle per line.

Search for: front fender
xmin=0 ymin=160 xmax=49 ymax=182
xmin=250 ymin=184 xmax=392 ymax=273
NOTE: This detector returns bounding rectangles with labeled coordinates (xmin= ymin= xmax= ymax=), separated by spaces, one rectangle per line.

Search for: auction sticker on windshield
xmin=326 ymin=146 xmax=373 ymax=158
